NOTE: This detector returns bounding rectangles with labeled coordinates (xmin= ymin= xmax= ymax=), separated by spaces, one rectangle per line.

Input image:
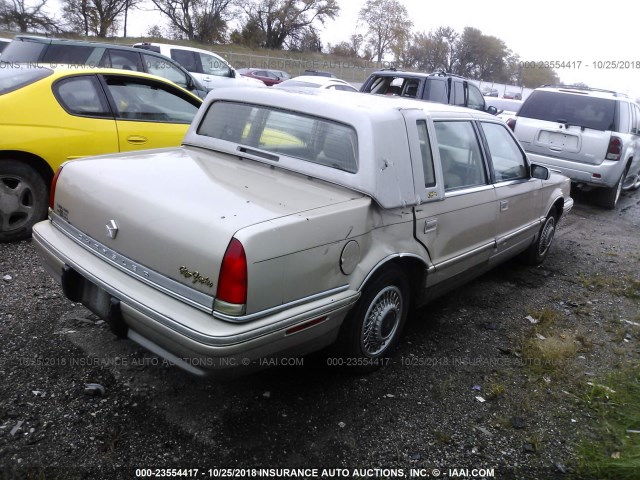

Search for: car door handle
xmin=424 ymin=219 xmax=438 ymax=233
xmin=127 ymin=135 xmax=148 ymax=145
xmin=500 ymin=200 xmax=509 ymax=212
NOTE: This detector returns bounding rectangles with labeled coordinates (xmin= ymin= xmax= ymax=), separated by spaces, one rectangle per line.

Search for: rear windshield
xmin=197 ymin=101 xmax=358 ymax=173
xmin=0 ymin=40 xmax=46 ymax=62
xmin=518 ymin=90 xmax=617 ymax=131
xmin=0 ymin=67 xmax=52 ymax=95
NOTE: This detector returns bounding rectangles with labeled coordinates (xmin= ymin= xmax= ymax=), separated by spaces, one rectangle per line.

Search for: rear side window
xmin=518 ymin=90 xmax=616 ymax=131
xmin=0 ymin=40 xmax=46 ymax=62
xmin=170 ymin=49 xmax=199 ymax=72
xmin=417 ymin=120 xmax=436 ymax=187
xmin=103 ymin=50 xmax=143 ymax=72
xmin=197 ymin=101 xmax=358 ymax=173
xmin=55 ymin=75 xmax=111 ymax=117
xmin=0 ymin=67 xmax=53 ymax=95
xmin=42 ymin=44 xmax=99 ymax=64
xmin=434 ymin=121 xmax=487 ymax=190
xmin=425 ymin=78 xmax=447 ymax=103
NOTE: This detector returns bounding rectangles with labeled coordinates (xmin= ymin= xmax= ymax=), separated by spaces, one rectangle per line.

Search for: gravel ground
xmin=1 ymin=189 xmax=639 ymax=480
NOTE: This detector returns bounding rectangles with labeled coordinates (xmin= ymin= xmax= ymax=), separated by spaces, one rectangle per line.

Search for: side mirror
xmin=486 ymin=105 xmax=498 ymax=116
xmin=531 ymin=164 xmax=550 ymax=180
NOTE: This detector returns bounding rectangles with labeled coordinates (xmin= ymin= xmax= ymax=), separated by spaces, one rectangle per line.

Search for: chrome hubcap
xmin=0 ymin=176 xmax=34 ymax=231
xmin=538 ymin=217 xmax=556 ymax=257
xmin=361 ymin=286 xmax=402 ymax=356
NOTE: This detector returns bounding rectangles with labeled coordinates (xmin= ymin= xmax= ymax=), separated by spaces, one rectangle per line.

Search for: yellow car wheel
xmin=0 ymin=160 xmax=48 ymax=243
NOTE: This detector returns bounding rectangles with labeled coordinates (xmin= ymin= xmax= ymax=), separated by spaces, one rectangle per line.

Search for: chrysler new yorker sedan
xmin=0 ymin=66 xmax=202 ymax=242
xmin=33 ymin=88 xmax=573 ymax=376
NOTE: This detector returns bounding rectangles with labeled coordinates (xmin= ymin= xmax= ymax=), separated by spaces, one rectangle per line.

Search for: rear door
xmin=410 ymin=117 xmax=497 ymax=286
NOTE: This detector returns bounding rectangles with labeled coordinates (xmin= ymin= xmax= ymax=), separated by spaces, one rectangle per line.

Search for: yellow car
xmin=0 ymin=65 xmax=202 ymax=242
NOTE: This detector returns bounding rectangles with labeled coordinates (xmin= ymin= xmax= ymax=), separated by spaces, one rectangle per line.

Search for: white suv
xmin=133 ymin=42 xmax=264 ymax=91
xmin=509 ymin=85 xmax=640 ymax=208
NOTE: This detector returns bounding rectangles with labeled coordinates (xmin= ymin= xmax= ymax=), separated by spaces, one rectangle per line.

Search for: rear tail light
xmin=49 ymin=164 xmax=66 ymax=210
xmin=606 ymin=136 xmax=622 ymax=160
xmin=214 ymin=238 xmax=247 ymax=316
xmin=506 ymin=118 xmax=517 ymax=131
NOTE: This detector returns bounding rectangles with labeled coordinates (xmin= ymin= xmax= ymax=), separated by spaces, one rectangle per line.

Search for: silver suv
xmin=509 ymin=85 xmax=640 ymax=208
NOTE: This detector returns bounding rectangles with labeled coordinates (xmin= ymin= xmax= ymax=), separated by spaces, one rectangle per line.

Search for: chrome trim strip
xmin=497 ymin=220 xmax=540 ymax=244
xmin=444 ymin=184 xmax=495 ymax=197
xmin=36 ymin=229 xmax=358 ymax=346
xmin=49 ymin=213 xmax=214 ymax=314
xmin=212 ymin=285 xmax=351 ymax=323
xmin=435 ymin=241 xmax=496 ymax=269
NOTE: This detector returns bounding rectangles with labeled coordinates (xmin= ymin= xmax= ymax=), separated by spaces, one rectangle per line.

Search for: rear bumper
xmin=526 ymin=152 xmax=624 ymax=189
xmin=32 ymin=220 xmax=358 ymax=377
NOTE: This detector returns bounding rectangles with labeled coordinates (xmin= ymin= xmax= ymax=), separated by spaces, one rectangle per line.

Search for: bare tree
xmin=0 ymin=0 xmax=57 ymax=32
xmin=358 ymin=0 xmax=412 ymax=62
xmin=151 ymin=0 xmax=237 ymax=43
xmin=236 ymin=0 xmax=339 ymax=50
xmin=63 ymin=0 xmax=129 ymax=37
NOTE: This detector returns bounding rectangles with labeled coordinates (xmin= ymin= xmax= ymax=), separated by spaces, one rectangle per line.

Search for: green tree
xmin=520 ymin=63 xmax=559 ymax=88
xmin=455 ymin=27 xmax=509 ymax=81
xmin=0 ymin=0 xmax=57 ymax=32
xmin=406 ymin=27 xmax=457 ymax=72
xmin=237 ymin=0 xmax=338 ymax=50
xmin=358 ymin=0 xmax=412 ymax=62
xmin=63 ymin=0 xmax=129 ymax=37
xmin=151 ymin=0 xmax=237 ymax=43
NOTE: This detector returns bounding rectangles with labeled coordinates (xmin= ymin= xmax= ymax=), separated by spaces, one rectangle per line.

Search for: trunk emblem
xmin=105 ymin=220 xmax=119 ymax=239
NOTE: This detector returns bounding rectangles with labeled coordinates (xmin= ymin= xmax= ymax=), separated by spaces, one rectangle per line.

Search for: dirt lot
xmin=1 ymin=189 xmax=639 ymax=480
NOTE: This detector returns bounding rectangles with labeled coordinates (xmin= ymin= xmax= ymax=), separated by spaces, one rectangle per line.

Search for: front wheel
xmin=525 ymin=207 xmax=557 ymax=266
xmin=336 ymin=265 xmax=409 ymax=372
xmin=0 ymin=160 xmax=48 ymax=243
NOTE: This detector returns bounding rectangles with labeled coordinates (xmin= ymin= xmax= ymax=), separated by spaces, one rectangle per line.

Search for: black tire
xmin=598 ymin=168 xmax=626 ymax=209
xmin=525 ymin=206 xmax=558 ymax=266
xmin=0 ymin=160 xmax=48 ymax=243
xmin=336 ymin=264 xmax=410 ymax=372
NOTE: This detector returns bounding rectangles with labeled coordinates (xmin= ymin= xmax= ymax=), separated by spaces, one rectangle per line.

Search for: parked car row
xmin=2 ymin=36 xmax=636 ymax=377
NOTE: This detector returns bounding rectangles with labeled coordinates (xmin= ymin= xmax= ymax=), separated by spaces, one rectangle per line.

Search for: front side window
xmin=197 ymin=101 xmax=358 ymax=173
xmin=54 ymin=75 xmax=111 ymax=117
xmin=103 ymin=76 xmax=199 ymax=123
xmin=434 ymin=121 xmax=486 ymax=190
xmin=198 ymin=53 xmax=232 ymax=77
xmin=467 ymin=84 xmax=486 ymax=111
xmin=142 ymin=53 xmax=189 ymax=88
xmin=480 ymin=122 xmax=528 ymax=182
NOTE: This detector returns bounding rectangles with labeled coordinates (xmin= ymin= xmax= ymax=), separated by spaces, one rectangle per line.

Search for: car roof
xmin=534 ymin=85 xmax=628 ymax=100
xmin=3 ymin=64 xmax=203 ymax=100
xmin=133 ymin=42 xmax=226 ymax=60
xmin=368 ymin=70 xmax=467 ymax=80
xmin=278 ymin=75 xmax=352 ymax=87
xmin=202 ymin=83 xmax=496 ymax=120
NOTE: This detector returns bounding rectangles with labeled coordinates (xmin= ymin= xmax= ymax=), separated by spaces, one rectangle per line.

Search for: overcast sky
xmin=92 ymin=0 xmax=640 ymax=98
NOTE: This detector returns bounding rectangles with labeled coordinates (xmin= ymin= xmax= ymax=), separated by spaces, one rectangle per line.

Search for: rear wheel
xmin=525 ymin=206 xmax=558 ymax=265
xmin=336 ymin=265 xmax=409 ymax=372
xmin=598 ymin=168 xmax=626 ymax=209
xmin=0 ymin=160 xmax=48 ymax=243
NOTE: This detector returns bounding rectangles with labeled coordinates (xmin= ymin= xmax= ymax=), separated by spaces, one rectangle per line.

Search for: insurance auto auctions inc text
xmin=184 ymin=467 xmax=496 ymax=478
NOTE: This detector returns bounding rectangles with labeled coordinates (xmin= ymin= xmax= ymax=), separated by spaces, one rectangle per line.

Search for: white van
xmin=133 ymin=42 xmax=264 ymax=91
